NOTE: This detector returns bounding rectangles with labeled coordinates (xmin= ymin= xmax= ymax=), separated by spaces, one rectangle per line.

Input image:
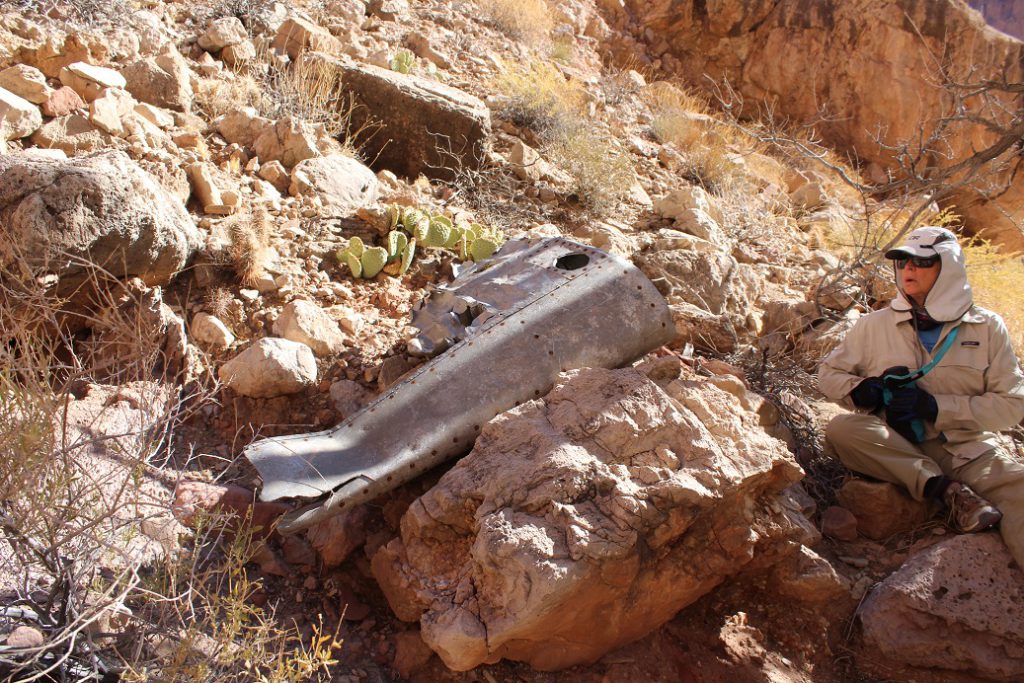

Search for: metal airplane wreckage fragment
xmin=244 ymin=237 xmax=675 ymax=533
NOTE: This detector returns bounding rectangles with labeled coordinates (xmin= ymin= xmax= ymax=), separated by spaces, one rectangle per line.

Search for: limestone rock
xmin=674 ymin=207 xmax=726 ymax=245
xmin=273 ymin=299 xmax=346 ymax=357
xmin=509 ymin=139 xmax=543 ymax=182
xmin=219 ymin=337 xmax=317 ymax=398
xmin=860 ymin=533 xmax=1024 ymax=679
xmin=314 ymin=55 xmax=490 ymax=180
xmin=271 ymin=17 xmax=343 ymax=60
xmin=288 ymin=155 xmax=378 ymax=218
xmin=0 ymin=64 xmax=52 ymax=104
xmin=0 ymin=87 xmax=42 ymax=140
xmin=198 ymin=17 xmax=248 ymax=52
xmin=41 ymin=86 xmax=86 ymax=118
xmin=258 ymin=159 xmax=290 ymax=191
xmin=89 ymin=88 xmax=136 ymax=137
xmin=31 ymin=115 xmax=113 ymax=154
xmin=329 ymin=379 xmax=372 ymax=416
xmin=216 ymin=107 xmax=272 ymax=149
xmin=120 ymin=47 xmax=194 ymax=112
xmin=222 ymin=41 xmax=257 ymax=67
xmin=59 ymin=62 xmax=126 ymax=102
xmin=134 ymin=103 xmax=174 ymax=129
xmin=654 ymin=185 xmax=724 ymax=226
xmin=769 ymin=545 xmax=850 ymax=601
xmin=191 ymin=312 xmax=235 ymax=350
xmin=639 ymin=247 xmax=759 ymax=317
xmin=372 ymin=365 xmax=805 ymax=670
xmin=0 ymin=150 xmax=201 ymax=294
xmin=253 ymin=117 xmax=338 ymax=168
xmin=836 ymin=479 xmax=934 ymax=541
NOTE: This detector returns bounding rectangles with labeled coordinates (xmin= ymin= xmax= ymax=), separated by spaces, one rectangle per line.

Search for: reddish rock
xmin=172 ymin=481 xmax=290 ymax=533
xmin=306 ymin=505 xmax=370 ymax=568
xmin=821 ymin=505 xmax=858 ymax=541
xmin=6 ymin=625 xmax=44 ymax=649
xmin=836 ymin=479 xmax=934 ymax=541
xmin=41 ymin=86 xmax=86 ymax=117
xmin=280 ymin=535 xmax=316 ymax=569
xmin=393 ymin=631 xmax=434 ymax=678
xmin=861 ymin=533 xmax=1024 ymax=679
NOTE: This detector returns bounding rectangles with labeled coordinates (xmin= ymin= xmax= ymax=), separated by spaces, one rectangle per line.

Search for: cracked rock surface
xmin=372 ymin=363 xmax=806 ymax=670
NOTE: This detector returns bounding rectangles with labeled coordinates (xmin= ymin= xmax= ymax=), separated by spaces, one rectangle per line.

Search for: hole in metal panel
xmin=555 ymin=253 xmax=589 ymax=270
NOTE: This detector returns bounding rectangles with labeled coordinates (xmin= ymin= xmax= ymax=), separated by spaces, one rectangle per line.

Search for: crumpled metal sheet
xmin=244 ymin=237 xmax=675 ymax=533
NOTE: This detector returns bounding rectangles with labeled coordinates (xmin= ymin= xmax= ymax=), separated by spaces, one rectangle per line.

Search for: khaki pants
xmin=826 ymin=412 xmax=1024 ymax=568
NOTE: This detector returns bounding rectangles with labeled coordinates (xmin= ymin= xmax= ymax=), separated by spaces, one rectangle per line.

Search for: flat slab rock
xmin=372 ymin=365 xmax=806 ymax=671
xmin=860 ymin=533 xmax=1024 ymax=680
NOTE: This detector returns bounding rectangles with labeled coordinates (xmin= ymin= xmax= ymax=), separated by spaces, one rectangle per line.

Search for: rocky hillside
xmin=0 ymin=1 xmax=1022 ymax=682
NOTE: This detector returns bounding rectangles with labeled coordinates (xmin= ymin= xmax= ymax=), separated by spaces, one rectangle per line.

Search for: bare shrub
xmin=549 ymin=131 xmax=635 ymax=212
xmin=0 ymin=251 xmax=338 ymax=680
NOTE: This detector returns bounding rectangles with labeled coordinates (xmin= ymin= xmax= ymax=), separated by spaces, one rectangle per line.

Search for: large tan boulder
xmin=314 ymin=55 xmax=491 ymax=180
xmin=860 ymin=533 xmax=1024 ymax=679
xmin=0 ymin=150 xmax=201 ymax=294
xmin=372 ymin=364 xmax=807 ymax=671
xmin=198 ymin=17 xmax=248 ymax=52
xmin=288 ymin=155 xmax=379 ymax=218
xmin=59 ymin=62 xmax=126 ymax=102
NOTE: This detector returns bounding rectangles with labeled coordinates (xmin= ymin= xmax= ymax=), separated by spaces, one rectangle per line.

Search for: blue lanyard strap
xmin=885 ymin=325 xmax=961 ymax=386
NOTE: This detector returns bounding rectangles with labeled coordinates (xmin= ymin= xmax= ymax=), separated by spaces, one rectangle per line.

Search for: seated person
xmin=819 ymin=226 xmax=1024 ymax=567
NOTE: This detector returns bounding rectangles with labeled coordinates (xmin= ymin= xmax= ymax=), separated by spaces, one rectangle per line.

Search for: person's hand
xmin=886 ymin=386 xmax=939 ymax=422
xmin=849 ymin=377 xmax=884 ymax=410
xmin=885 ymin=386 xmax=938 ymax=442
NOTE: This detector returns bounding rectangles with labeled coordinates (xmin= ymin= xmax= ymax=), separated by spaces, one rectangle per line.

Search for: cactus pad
xmin=470 ymin=237 xmax=500 ymax=262
xmin=345 ymin=251 xmax=363 ymax=278
xmin=401 ymin=239 xmax=416 ymax=274
xmin=361 ymin=246 xmax=388 ymax=278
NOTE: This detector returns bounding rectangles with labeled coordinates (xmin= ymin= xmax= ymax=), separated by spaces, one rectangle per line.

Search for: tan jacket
xmin=819 ymin=305 xmax=1024 ymax=462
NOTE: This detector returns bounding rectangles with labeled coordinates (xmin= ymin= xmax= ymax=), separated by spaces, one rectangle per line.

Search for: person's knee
xmin=825 ymin=412 xmax=873 ymax=445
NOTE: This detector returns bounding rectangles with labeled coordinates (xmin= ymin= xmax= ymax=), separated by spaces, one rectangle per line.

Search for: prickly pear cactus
xmin=401 ymin=239 xmax=416 ymax=274
xmin=469 ymin=236 xmax=499 ymax=262
xmin=387 ymin=230 xmax=408 ymax=261
xmin=385 ymin=205 xmax=400 ymax=230
xmin=424 ymin=218 xmax=452 ymax=248
xmin=345 ymin=251 xmax=362 ymax=278
xmin=361 ymin=246 xmax=388 ymax=278
xmin=347 ymin=235 xmax=365 ymax=257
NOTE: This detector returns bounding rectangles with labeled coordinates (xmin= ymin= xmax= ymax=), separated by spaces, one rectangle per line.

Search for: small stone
xmin=273 ymin=299 xmax=347 ymax=356
xmin=0 ymin=87 xmax=42 ymax=140
xmin=821 ymin=505 xmax=858 ymax=541
xmin=218 ymin=337 xmax=317 ymax=397
xmin=59 ymin=62 xmax=127 ymax=102
xmin=41 ymin=86 xmax=86 ymax=117
xmin=222 ymin=40 xmax=257 ymax=67
xmin=6 ymin=626 xmax=44 ymax=649
xmin=191 ymin=312 xmax=235 ymax=350
xmin=0 ymin=64 xmax=52 ymax=104
xmin=198 ymin=17 xmax=248 ymax=52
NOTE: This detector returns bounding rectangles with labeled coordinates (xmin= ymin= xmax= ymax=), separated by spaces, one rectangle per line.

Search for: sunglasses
xmin=895 ymin=256 xmax=939 ymax=269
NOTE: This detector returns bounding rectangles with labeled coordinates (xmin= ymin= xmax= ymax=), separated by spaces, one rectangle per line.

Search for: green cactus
xmin=361 ymin=246 xmax=388 ymax=278
xmin=444 ymin=224 xmax=464 ymax=249
xmin=470 ymin=236 xmax=499 ymax=262
xmin=386 ymin=230 xmax=408 ymax=261
xmin=424 ymin=218 xmax=451 ymax=248
xmin=390 ymin=49 xmax=416 ymax=74
xmin=345 ymin=251 xmax=362 ymax=278
xmin=399 ymin=207 xmax=420 ymax=229
xmin=385 ymin=205 xmax=400 ymax=230
xmin=347 ymin=235 xmax=365 ymax=257
xmin=401 ymin=239 xmax=416 ymax=274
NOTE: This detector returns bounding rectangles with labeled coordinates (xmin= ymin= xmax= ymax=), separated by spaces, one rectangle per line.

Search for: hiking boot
xmin=942 ymin=481 xmax=1003 ymax=533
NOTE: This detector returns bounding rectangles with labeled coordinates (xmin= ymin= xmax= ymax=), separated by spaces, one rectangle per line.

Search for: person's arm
xmin=934 ymin=317 xmax=1024 ymax=432
xmin=818 ymin=319 xmax=871 ymax=409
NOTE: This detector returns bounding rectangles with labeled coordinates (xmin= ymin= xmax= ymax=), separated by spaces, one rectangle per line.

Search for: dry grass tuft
xmin=963 ymin=237 xmax=1024 ymax=352
xmin=476 ymin=0 xmax=552 ymax=44
xmin=229 ymin=205 xmax=272 ymax=287
xmin=550 ymin=131 xmax=635 ymax=212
